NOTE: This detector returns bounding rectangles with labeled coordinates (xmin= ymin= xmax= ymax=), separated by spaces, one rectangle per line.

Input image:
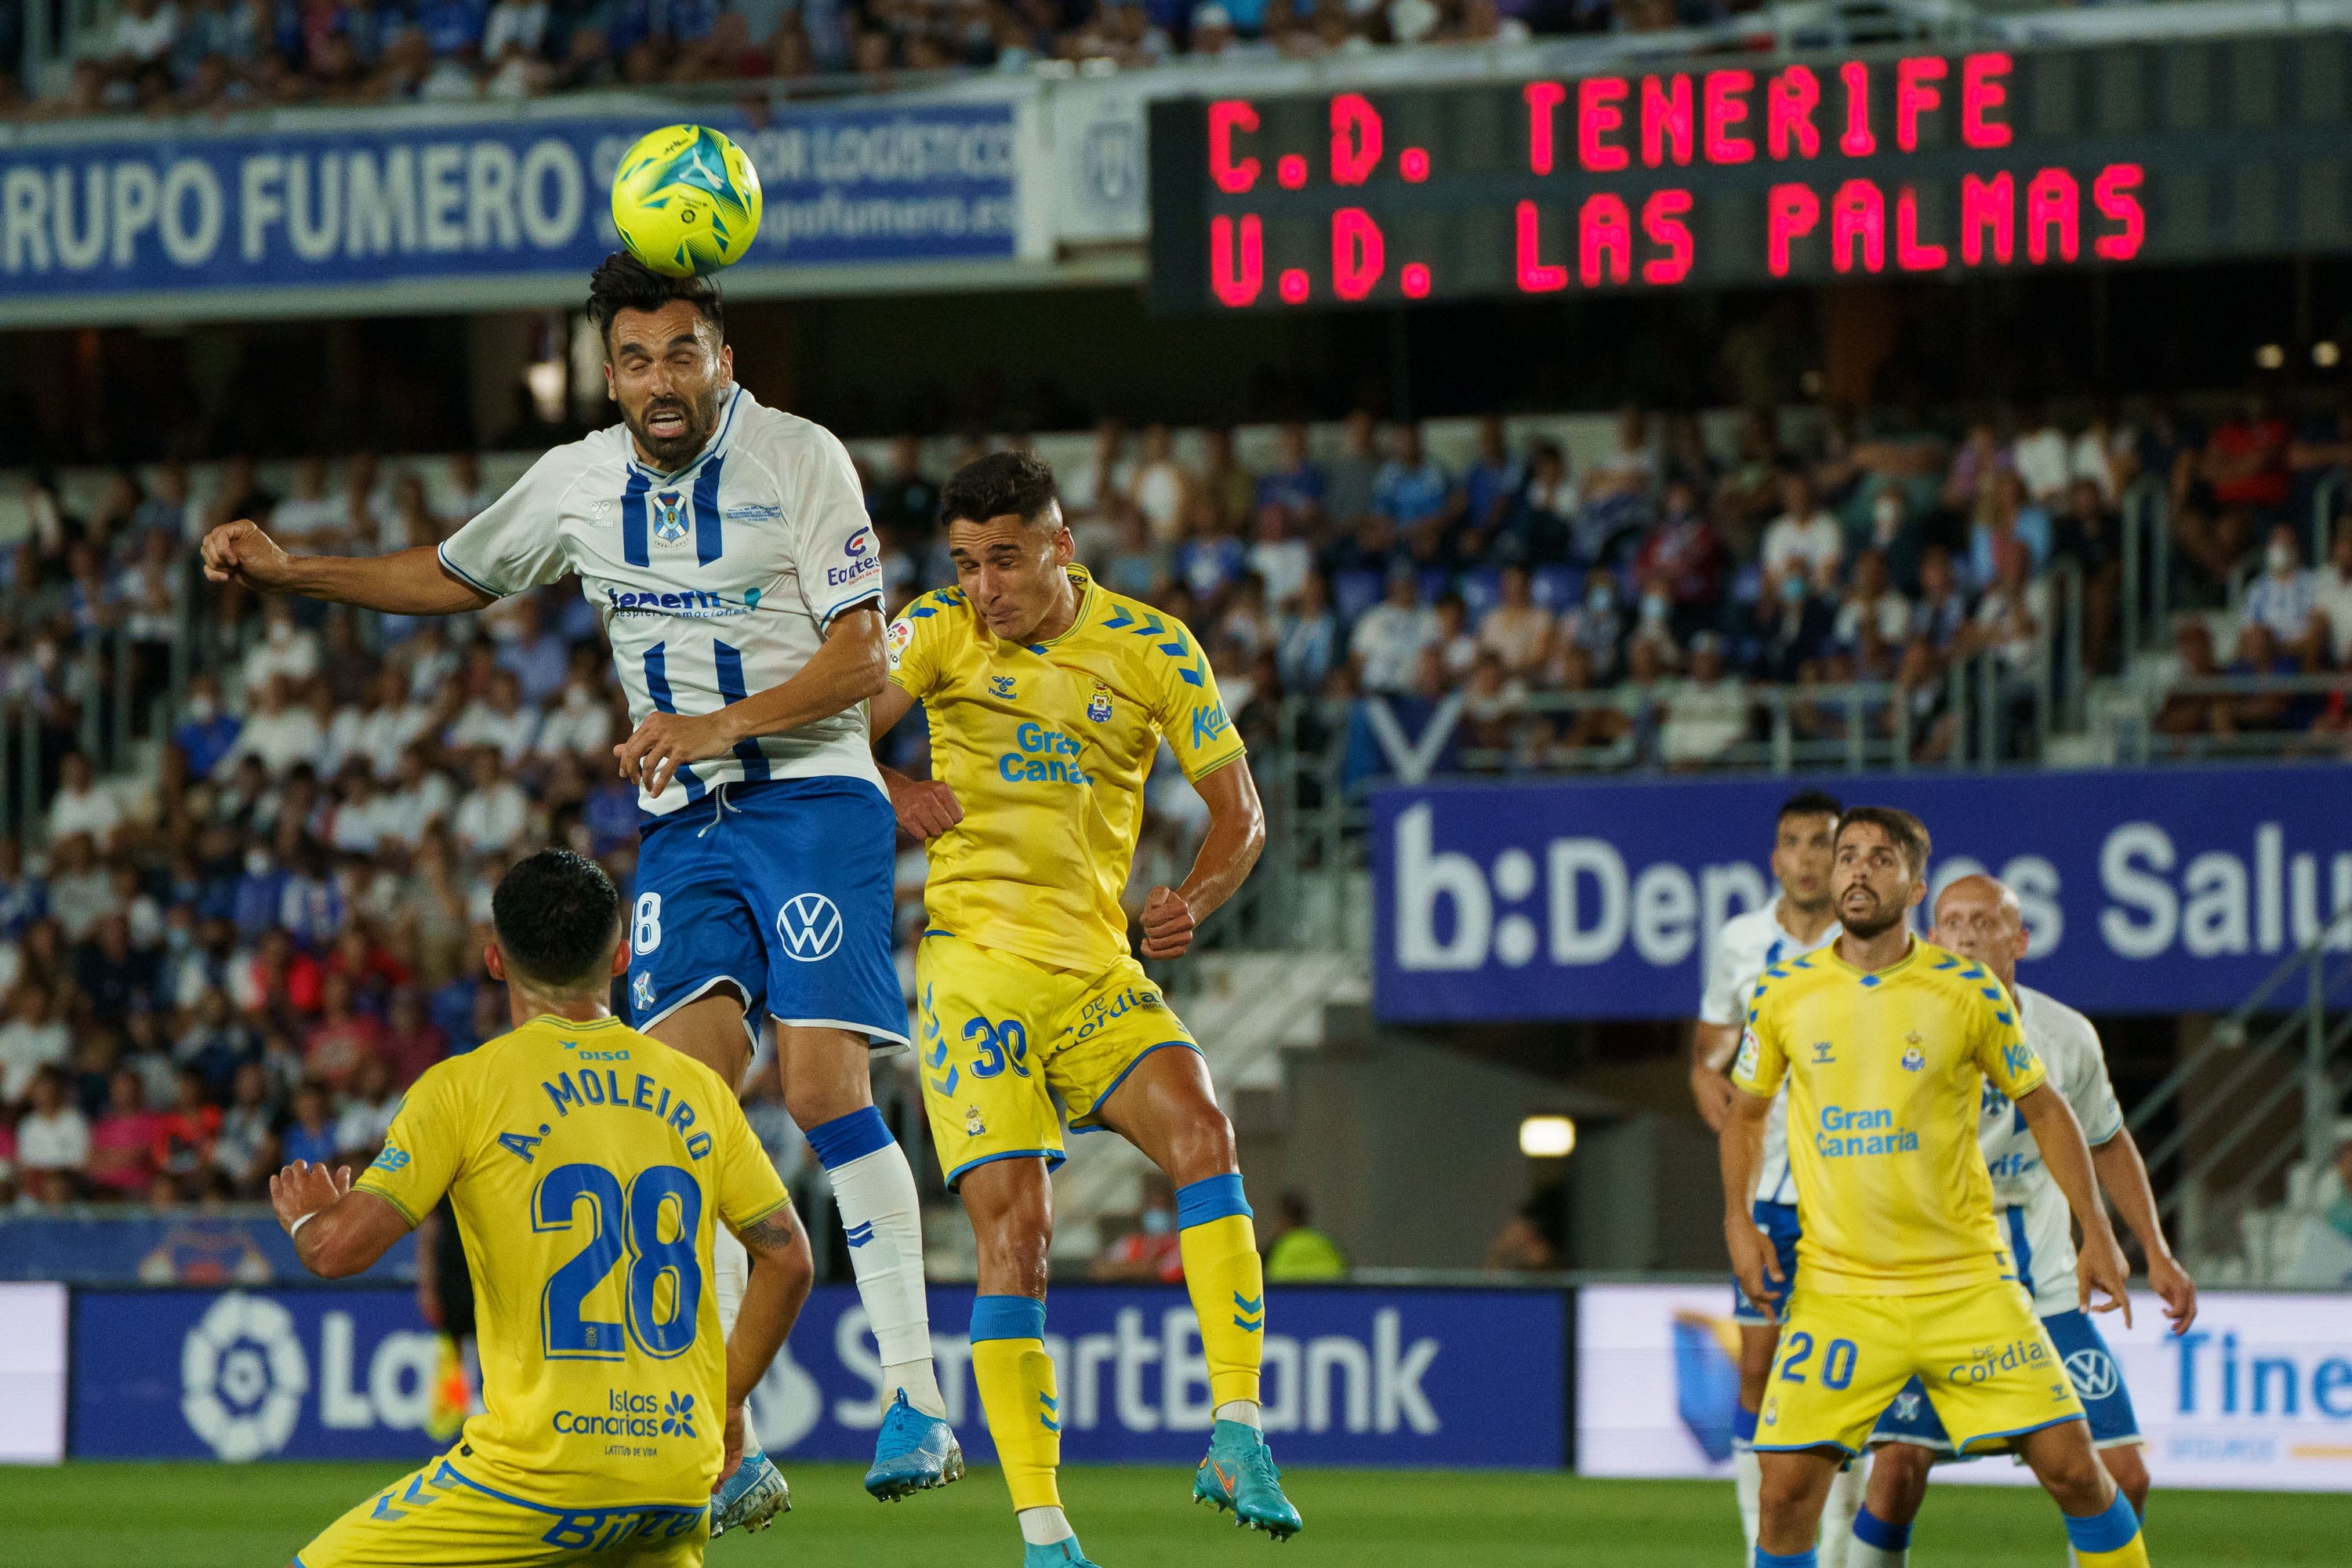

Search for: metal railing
xmin=2126 ymin=904 xmax=2352 ymax=1281
xmin=2112 ymin=671 xmax=2352 ymax=764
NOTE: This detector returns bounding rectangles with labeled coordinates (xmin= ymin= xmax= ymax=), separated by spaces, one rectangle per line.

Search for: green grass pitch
xmin=5 ymin=1462 xmax=2348 ymax=1565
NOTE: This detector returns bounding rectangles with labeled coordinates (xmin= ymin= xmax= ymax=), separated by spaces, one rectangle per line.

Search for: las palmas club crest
xmin=651 ymin=490 xmax=690 ymax=546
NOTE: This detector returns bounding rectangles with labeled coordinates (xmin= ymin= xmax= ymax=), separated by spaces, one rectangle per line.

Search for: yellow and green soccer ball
xmin=610 ymin=124 xmax=764 ymax=278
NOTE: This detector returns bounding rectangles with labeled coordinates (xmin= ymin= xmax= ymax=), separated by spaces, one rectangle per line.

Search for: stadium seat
xmin=1334 ymin=569 xmax=1384 ymax=624
xmin=1530 ymin=564 xmax=1585 ymax=612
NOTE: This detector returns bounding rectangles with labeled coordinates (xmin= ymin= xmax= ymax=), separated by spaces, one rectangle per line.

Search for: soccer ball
xmin=610 ymin=125 xmax=764 ymax=278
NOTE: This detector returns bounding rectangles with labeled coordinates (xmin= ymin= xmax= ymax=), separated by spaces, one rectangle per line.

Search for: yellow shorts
xmin=1755 ymin=1280 xmax=2085 ymax=1457
xmin=296 ymin=1452 xmax=708 ymax=1568
xmin=915 ymin=932 xmax=1198 ymax=1186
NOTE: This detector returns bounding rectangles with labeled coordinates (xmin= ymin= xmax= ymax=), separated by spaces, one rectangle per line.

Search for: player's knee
xmin=1867 ymin=1444 xmax=1933 ymax=1522
xmin=1756 ymin=1458 xmax=1825 ymax=1515
xmin=2103 ymin=1446 xmax=2150 ymax=1515
xmin=1167 ymin=1106 xmax=1238 ymax=1188
xmin=777 ymin=1029 xmax=876 ymax=1128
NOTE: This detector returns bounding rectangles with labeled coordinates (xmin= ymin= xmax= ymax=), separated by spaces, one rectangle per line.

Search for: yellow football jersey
xmin=1732 ymin=938 xmax=2048 ymax=1298
xmin=354 ymin=1014 xmax=789 ymax=1508
xmin=886 ymin=564 xmax=1247 ymax=975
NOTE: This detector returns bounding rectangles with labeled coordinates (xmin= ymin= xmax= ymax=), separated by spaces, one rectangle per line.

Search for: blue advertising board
xmin=71 ymin=1283 xmax=1564 ymax=1469
xmin=1372 ymin=764 xmax=2352 ymax=1022
xmin=0 ymin=100 xmax=1017 ymax=303
xmin=0 ymin=1210 xmax=414 ymax=1284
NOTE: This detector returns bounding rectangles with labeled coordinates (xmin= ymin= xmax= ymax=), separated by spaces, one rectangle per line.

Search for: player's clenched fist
xmin=887 ymin=775 xmax=963 ymax=840
xmin=200 ymin=518 xmax=295 ymax=589
xmin=1725 ymin=1214 xmax=1784 ymax=1323
xmin=1140 ymin=885 xmax=1196 ymax=959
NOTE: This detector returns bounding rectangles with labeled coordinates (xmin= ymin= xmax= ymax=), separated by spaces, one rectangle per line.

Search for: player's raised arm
xmin=2014 ymin=1083 xmax=2132 ymax=1327
xmin=1142 ymin=757 xmax=1266 ymax=960
xmin=269 ymin=1158 xmax=416 ymax=1279
xmin=199 ymin=527 xmax=495 ymax=615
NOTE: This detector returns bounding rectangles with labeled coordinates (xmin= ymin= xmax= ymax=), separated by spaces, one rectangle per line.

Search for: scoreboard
xmin=1147 ymin=30 xmax=2352 ymax=310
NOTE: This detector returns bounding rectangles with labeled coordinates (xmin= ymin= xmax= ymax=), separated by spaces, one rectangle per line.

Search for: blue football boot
xmin=1023 ymin=1537 xmax=1102 ymax=1567
xmin=865 ymin=1389 xmax=966 ymax=1501
xmin=709 ymin=1450 xmax=789 ymax=1539
xmin=1193 ymin=1420 xmax=1303 ymax=1541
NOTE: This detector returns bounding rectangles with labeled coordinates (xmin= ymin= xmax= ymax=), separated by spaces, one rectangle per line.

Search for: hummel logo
xmin=844 ymin=1221 xmax=876 ymax=1249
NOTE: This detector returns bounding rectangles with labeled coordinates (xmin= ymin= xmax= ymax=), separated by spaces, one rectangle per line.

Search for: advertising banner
xmin=1577 ymin=1283 xmax=2352 ymax=1493
xmin=68 ymin=1283 xmax=1565 ymax=1469
xmin=0 ymin=100 xmax=1018 ymax=307
xmin=1372 ymin=765 xmax=2352 ymax=1022
xmin=0 ymin=1282 xmax=68 ymax=1464
xmin=0 ymin=1210 xmax=415 ymax=1285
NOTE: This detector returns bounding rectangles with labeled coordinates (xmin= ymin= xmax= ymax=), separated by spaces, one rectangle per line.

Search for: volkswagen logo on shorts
xmin=776 ymin=893 xmax=844 ymax=962
xmin=2063 ymin=1347 xmax=2119 ymax=1401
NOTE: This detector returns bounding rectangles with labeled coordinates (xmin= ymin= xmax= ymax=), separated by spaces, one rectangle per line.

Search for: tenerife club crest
xmin=651 ymin=490 xmax=690 ymax=546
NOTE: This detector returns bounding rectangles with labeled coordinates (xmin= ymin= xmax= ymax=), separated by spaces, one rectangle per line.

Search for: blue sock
xmin=1755 ymin=1550 xmax=1818 ymax=1568
xmin=1733 ymin=1405 xmax=1759 ymax=1446
xmin=2061 ymin=1490 xmax=2141 ymax=1557
xmin=1853 ymin=1506 xmax=1912 ymax=1552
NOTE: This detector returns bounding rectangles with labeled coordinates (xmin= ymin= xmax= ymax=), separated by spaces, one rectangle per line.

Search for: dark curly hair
xmin=586 ymin=251 xmax=724 ymax=350
xmin=941 ymin=450 xmax=1062 ymax=530
xmin=492 ymin=849 xmax=622 ymax=996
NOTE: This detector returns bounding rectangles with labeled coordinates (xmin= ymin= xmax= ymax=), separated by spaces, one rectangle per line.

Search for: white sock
xmin=829 ymin=1140 xmax=945 ymax=1417
xmin=1817 ymin=1454 xmax=1867 ymax=1568
xmin=1850 ymin=1542 xmax=1908 ymax=1568
xmin=1018 ymin=1505 xmax=1075 ymax=1546
xmin=1214 ymin=1399 xmax=1262 ymax=1430
xmin=884 ymin=1358 xmax=948 ymax=1420
xmin=712 ymin=1226 xmax=764 ymax=1456
xmin=1735 ymin=1447 xmax=1762 ymax=1553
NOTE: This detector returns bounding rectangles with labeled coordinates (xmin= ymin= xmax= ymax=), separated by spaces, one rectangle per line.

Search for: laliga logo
xmin=183 ymin=1291 xmax=309 ymax=1461
xmin=775 ymin=893 xmax=844 ymax=963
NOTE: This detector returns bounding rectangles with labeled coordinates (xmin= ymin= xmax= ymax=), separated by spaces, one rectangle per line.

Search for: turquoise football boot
xmin=1024 ymin=1537 xmax=1103 ymax=1566
xmin=1193 ymin=1419 xmax=1304 ymax=1541
xmin=709 ymin=1450 xmax=789 ymax=1538
xmin=865 ymin=1389 xmax=966 ymax=1500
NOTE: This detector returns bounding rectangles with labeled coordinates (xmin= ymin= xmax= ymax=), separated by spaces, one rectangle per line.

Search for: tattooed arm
xmin=717 ymin=1198 xmax=815 ymax=1479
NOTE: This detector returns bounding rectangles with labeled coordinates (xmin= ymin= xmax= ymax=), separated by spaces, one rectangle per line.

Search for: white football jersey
xmin=1701 ymin=898 xmax=1840 ymax=1207
xmin=1978 ymin=983 xmax=2125 ymax=1317
xmin=438 ymin=387 xmax=886 ymax=815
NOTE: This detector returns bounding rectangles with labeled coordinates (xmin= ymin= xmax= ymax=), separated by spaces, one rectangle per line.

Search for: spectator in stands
xmin=2245 ymin=524 xmax=2323 ymax=659
xmin=86 ymin=1067 xmax=160 ymax=1196
xmin=1091 ymin=1173 xmax=1185 ymax=1283
xmin=2050 ymin=477 xmax=2122 ymax=674
xmin=1374 ymin=422 xmax=1459 ymax=563
xmin=303 ymin=970 xmax=382 ymax=1089
xmin=1196 ymin=427 xmax=1256 ymax=535
xmin=1457 ymin=650 xmax=1527 ymax=759
xmin=2011 ymin=401 xmax=2072 ymax=506
xmin=1632 ymin=478 xmax=1729 ymax=639
xmin=334 ymin=1051 xmax=401 ymax=1164
xmin=0 ymin=837 xmax=43 ymax=938
xmin=280 ymin=1080 xmax=339 ymax=1168
xmin=1760 ymin=470 xmax=1842 ymax=587
xmin=1910 ymin=545 xmax=1970 ymax=651
xmin=1458 ymin=416 xmax=1524 ymax=559
xmin=173 ymin=672 xmax=243 ymax=780
xmin=1477 ymin=564 xmax=1553 ymax=680
xmin=15 ymin=1065 xmax=89 ymax=1203
xmin=151 ymin=1063 xmax=222 ymax=1196
xmin=1834 ymin=549 xmax=1911 ymax=652
xmin=210 ymin=1058 xmax=278 ymax=1197
xmin=2312 ymin=522 xmax=2352 ymax=670
xmin=1751 ymin=564 xmax=1835 ymax=684
xmin=48 ymin=750 xmax=122 ymax=849
xmin=1262 ymin=1190 xmax=1347 ymax=1282
xmin=45 ymin=833 xmax=114 ymax=943
xmin=1325 ymin=410 xmax=1382 ymax=535
xmin=1350 ymin=568 xmax=1437 ymax=695
xmin=1129 ymin=422 xmax=1190 ymax=546
xmin=452 ymin=746 xmax=532 ymax=854
xmin=1658 ymin=632 xmax=1748 ymax=768
xmin=1276 ymin=570 xmax=1339 ymax=695
xmin=1555 ymin=573 xmax=1626 ymax=682
xmin=2220 ymin=621 xmax=2303 ymax=739
xmin=0 ymin=977 xmax=67 ymax=1108
xmin=2205 ymin=382 xmax=2294 ymax=528
xmin=1254 ymin=422 xmax=1327 ymax=537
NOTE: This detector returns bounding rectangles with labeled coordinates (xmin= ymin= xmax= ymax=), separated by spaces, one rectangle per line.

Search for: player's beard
xmin=626 ymin=381 xmax=723 ymax=471
xmin=1838 ymin=890 xmax=1906 ymax=940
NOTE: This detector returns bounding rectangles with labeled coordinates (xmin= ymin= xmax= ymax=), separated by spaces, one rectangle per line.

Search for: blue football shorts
xmin=626 ymin=775 xmax=907 ymax=1051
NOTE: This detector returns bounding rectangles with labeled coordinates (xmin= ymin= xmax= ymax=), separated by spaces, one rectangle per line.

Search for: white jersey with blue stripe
xmin=1700 ymin=898 xmax=1840 ymax=1208
xmin=438 ymin=386 xmax=885 ymax=816
xmin=1978 ymin=983 xmax=2125 ymax=1316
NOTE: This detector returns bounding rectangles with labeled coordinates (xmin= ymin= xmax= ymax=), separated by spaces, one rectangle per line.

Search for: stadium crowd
xmin=4 ymin=0 xmax=1740 ymax=118
xmin=4 ymin=384 xmax=2352 ymax=1207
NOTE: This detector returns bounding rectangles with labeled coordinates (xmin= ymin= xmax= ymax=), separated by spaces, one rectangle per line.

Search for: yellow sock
xmin=1176 ymin=1175 xmax=1265 ymax=1409
xmin=970 ymin=1295 xmax=1061 ymax=1512
xmin=2067 ymin=1492 xmax=2149 ymax=1567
